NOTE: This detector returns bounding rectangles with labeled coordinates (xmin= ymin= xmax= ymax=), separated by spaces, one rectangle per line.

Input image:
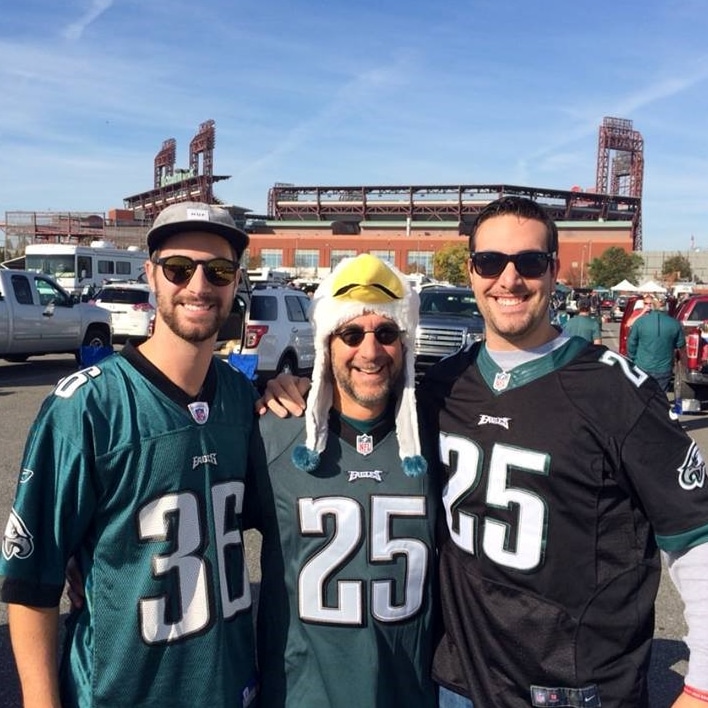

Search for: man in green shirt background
xmin=627 ymin=294 xmax=686 ymax=392
xmin=562 ymin=297 xmax=602 ymax=344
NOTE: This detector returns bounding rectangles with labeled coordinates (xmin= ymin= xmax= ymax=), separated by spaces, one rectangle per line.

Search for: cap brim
xmin=147 ymin=221 xmax=249 ymax=257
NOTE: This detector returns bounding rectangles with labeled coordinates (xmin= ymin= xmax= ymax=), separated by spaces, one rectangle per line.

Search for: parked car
xmin=91 ymin=282 xmax=155 ymax=343
xmin=0 ymin=269 xmax=112 ymax=363
xmin=599 ymin=294 xmax=616 ymax=312
xmin=672 ymin=294 xmax=708 ymax=412
xmin=236 ymin=285 xmax=315 ymax=383
xmin=414 ymin=286 xmax=485 ymax=375
xmin=611 ymin=295 xmax=630 ymax=322
xmin=617 ymin=296 xmax=644 ymax=356
xmin=565 ymin=287 xmax=593 ymax=314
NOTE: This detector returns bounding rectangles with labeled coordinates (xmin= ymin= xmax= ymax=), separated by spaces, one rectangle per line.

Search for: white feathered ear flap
xmin=292 ymin=345 xmax=333 ymax=472
xmin=396 ymin=341 xmax=427 ymax=478
xmin=291 ymin=253 xmax=426 ymax=476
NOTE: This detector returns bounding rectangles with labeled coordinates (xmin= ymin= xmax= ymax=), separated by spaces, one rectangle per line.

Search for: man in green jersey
xmin=627 ymin=294 xmax=685 ymax=392
xmin=1 ymin=203 xmax=259 ymax=707
xmin=562 ymin=296 xmax=602 ymax=344
xmin=248 ymin=254 xmax=438 ymax=707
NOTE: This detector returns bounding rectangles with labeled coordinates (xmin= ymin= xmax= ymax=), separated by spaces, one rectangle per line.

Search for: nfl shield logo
xmin=493 ymin=371 xmax=511 ymax=391
xmin=188 ymin=401 xmax=210 ymax=425
xmin=356 ymin=434 xmax=374 ymax=456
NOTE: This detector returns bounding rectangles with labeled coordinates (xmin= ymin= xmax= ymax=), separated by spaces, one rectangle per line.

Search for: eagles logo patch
xmin=677 ymin=442 xmax=707 ymax=491
xmin=2 ymin=509 xmax=34 ymax=561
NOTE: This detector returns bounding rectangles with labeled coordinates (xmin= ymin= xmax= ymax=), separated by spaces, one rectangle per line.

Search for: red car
xmin=672 ymin=294 xmax=708 ymax=412
xmin=617 ymin=296 xmax=644 ymax=356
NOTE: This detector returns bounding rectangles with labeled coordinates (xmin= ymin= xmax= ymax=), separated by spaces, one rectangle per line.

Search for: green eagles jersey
xmin=247 ymin=410 xmax=439 ymax=707
xmin=1 ymin=351 xmax=259 ymax=707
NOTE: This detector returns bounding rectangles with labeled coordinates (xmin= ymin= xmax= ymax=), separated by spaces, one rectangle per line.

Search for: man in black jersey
xmin=265 ymin=199 xmax=708 ymax=708
xmin=421 ymin=196 xmax=708 ymax=708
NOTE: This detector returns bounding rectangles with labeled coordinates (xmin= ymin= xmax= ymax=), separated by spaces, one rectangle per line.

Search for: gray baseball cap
xmin=146 ymin=201 xmax=249 ymax=258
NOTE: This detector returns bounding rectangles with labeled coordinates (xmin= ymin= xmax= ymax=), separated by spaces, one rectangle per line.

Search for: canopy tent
xmin=611 ymin=279 xmax=639 ymax=292
xmin=637 ymin=279 xmax=667 ymax=294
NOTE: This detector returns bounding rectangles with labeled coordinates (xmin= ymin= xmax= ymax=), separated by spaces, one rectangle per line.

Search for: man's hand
xmin=256 ymin=374 xmax=311 ymax=418
xmin=672 ymin=689 xmax=708 ymax=707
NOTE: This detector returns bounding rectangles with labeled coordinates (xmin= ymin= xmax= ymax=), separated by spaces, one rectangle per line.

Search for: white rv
xmin=24 ymin=241 xmax=149 ymax=296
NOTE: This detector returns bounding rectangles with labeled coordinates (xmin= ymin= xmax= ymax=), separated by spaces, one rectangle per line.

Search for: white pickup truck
xmin=0 ymin=269 xmax=112 ymax=363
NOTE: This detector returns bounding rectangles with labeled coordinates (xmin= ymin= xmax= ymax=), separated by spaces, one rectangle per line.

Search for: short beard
xmin=157 ymin=292 xmax=229 ymax=343
xmin=331 ymin=361 xmax=402 ymax=412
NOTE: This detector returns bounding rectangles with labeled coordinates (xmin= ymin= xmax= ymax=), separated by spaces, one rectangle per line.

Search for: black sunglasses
xmin=333 ymin=324 xmax=403 ymax=347
xmin=152 ymin=256 xmax=239 ymax=287
xmin=470 ymin=251 xmax=555 ymax=279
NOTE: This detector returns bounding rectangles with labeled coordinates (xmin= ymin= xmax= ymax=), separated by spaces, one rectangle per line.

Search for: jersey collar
xmin=477 ymin=337 xmax=588 ymax=394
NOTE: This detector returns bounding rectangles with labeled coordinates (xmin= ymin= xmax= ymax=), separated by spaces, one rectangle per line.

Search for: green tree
xmin=243 ymin=250 xmax=263 ymax=269
xmin=587 ymin=247 xmax=644 ymax=288
xmin=662 ymin=253 xmax=692 ymax=281
xmin=433 ymin=243 xmax=469 ymax=285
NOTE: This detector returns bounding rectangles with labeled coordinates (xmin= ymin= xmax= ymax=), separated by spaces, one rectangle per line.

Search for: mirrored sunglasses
xmin=152 ymin=256 xmax=239 ymax=287
xmin=470 ymin=250 xmax=555 ymax=279
xmin=333 ymin=324 xmax=403 ymax=347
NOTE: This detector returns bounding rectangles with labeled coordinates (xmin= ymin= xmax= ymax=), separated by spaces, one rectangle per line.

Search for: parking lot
xmin=0 ymin=323 xmax=704 ymax=706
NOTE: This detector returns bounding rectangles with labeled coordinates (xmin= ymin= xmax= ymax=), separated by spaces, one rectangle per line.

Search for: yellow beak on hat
xmin=331 ymin=253 xmax=404 ymax=303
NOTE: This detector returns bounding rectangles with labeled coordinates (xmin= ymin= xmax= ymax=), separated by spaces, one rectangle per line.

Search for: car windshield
xmin=419 ymin=291 xmax=480 ymax=317
xmin=94 ymin=288 xmax=149 ymax=304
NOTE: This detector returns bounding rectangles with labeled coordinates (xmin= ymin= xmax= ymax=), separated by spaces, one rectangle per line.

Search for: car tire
xmin=674 ymin=361 xmax=702 ymax=402
xmin=277 ymin=353 xmax=297 ymax=377
xmin=74 ymin=326 xmax=111 ymax=364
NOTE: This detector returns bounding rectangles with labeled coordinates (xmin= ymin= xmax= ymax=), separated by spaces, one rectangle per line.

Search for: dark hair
xmin=468 ymin=196 xmax=559 ymax=254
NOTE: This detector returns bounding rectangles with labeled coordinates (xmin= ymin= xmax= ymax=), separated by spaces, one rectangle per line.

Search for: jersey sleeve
xmin=620 ymin=385 xmax=708 ymax=551
xmin=0 ymin=400 xmax=98 ymax=606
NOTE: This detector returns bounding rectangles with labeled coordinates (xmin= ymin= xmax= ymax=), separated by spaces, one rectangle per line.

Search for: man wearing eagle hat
xmin=247 ymin=253 xmax=438 ymax=706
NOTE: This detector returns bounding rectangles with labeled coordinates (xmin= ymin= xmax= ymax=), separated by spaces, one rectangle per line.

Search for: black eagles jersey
xmin=419 ymin=338 xmax=708 ymax=708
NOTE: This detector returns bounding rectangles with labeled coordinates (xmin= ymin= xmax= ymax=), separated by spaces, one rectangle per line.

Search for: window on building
xmin=260 ymin=249 xmax=283 ymax=268
xmin=295 ymin=249 xmax=319 ymax=270
xmin=370 ymin=250 xmax=395 ymax=266
xmin=330 ymin=249 xmax=357 ymax=269
xmin=407 ymin=251 xmax=434 ymax=275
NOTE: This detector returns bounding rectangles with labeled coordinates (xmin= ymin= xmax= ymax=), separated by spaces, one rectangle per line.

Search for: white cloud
xmin=62 ymin=0 xmax=115 ymax=42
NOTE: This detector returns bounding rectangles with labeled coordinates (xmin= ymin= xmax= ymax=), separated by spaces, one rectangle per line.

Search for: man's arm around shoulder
xmin=8 ymin=603 xmax=61 ymax=707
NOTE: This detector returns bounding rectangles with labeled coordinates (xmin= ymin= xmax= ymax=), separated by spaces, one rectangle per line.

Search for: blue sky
xmin=2 ymin=0 xmax=708 ymax=252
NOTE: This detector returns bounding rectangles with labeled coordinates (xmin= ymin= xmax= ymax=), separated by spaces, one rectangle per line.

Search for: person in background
xmin=562 ymin=296 xmax=602 ymax=344
xmin=627 ymin=294 xmax=686 ymax=392
xmin=0 ymin=202 xmax=259 ymax=707
xmin=624 ymin=294 xmax=652 ymax=331
xmin=420 ymin=196 xmax=708 ymax=708
xmin=248 ymin=253 xmax=438 ymax=706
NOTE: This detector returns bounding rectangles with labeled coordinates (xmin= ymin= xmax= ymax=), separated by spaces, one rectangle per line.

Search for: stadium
xmin=4 ymin=115 xmax=682 ymax=286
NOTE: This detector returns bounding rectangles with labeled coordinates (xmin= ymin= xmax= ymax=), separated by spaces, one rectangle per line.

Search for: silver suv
xmin=414 ymin=286 xmax=485 ymax=374
xmin=236 ymin=285 xmax=315 ymax=383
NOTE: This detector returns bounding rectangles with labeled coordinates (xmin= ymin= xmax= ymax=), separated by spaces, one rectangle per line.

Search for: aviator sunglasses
xmin=470 ymin=250 xmax=555 ymax=279
xmin=333 ymin=324 xmax=403 ymax=347
xmin=152 ymin=256 xmax=239 ymax=287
